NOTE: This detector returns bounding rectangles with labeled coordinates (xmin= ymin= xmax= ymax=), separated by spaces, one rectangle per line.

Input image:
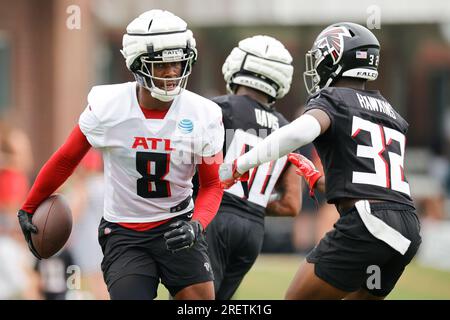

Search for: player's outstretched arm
xmin=18 ymin=125 xmax=91 ymax=258
xmin=235 ymin=109 xmax=330 ymax=174
xmin=218 ymin=109 xmax=331 ymax=189
xmin=266 ymin=164 xmax=302 ymax=217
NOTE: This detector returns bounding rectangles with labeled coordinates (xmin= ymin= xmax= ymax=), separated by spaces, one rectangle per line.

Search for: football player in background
xmin=220 ymin=22 xmax=421 ymax=299
xmin=207 ymin=35 xmax=302 ymax=299
xmin=17 ymin=10 xmax=224 ymax=300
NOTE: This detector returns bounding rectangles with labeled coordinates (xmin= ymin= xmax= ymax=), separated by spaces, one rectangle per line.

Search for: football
xmin=31 ymin=194 xmax=73 ymax=259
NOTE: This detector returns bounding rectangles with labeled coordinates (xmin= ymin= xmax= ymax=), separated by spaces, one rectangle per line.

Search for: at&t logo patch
xmin=178 ymin=119 xmax=194 ymax=134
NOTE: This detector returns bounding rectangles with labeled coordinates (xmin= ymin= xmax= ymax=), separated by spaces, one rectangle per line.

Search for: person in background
xmin=66 ymin=149 xmax=108 ymax=299
xmin=0 ymin=122 xmax=40 ymax=299
xmin=206 ymin=35 xmax=302 ymax=299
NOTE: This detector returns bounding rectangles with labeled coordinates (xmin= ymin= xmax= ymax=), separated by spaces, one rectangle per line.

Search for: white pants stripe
xmin=355 ymin=200 xmax=411 ymax=255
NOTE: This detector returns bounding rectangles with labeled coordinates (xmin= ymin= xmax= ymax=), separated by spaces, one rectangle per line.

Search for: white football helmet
xmin=222 ymin=35 xmax=293 ymax=102
xmin=121 ymin=10 xmax=197 ymax=102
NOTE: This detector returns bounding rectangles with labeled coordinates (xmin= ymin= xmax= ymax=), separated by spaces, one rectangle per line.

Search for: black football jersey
xmin=213 ymin=94 xmax=291 ymax=221
xmin=305 ymin=87 xmax=414 ymax=208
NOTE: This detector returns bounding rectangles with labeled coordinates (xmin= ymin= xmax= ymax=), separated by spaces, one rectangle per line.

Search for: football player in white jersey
xmin=17 ymin=10 xmax=224 ymax=300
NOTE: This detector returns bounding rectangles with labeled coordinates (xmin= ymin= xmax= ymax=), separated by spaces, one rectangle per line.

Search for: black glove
xmin=17 ymin=210 xmax=42 ymax=260
xmin=164 ymin=220 xmax=203 ymax=253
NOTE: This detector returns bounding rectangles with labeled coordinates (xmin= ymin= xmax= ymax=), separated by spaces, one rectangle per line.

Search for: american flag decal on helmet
xmin=314 ymin=26 xmax=352 ymax=64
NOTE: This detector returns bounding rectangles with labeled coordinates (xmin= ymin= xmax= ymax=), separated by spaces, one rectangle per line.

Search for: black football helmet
xmin=304 ymin=22 xmax=380 ymax=95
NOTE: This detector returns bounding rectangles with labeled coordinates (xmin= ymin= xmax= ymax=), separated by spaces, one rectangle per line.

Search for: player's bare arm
xmin=287 ymin=152 xmax=325 ymax=196
xmin=315 ymin=176 xmax=326 ymax=194
xmin=266 ymin=164 xmax=302 ymax=217
xmin=304 ymin=108 xmax=331 ymax=134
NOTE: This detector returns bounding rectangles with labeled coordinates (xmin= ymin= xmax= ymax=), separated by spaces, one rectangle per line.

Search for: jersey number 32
xmin=351 ymin=116 xmax=410 ymax=196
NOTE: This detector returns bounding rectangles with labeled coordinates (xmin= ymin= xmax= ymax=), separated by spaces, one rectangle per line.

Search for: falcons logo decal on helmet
xmin=314 ymin=26 xmax=352 ymax=64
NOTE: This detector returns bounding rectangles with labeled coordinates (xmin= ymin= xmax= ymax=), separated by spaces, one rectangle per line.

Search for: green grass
xmin=156 ymin=254 xmax=450 ymax=300
xmin=232 ymin=255 xmax=302 ymax=300
xmin=387 ymin=262 xmax=450 ymax=300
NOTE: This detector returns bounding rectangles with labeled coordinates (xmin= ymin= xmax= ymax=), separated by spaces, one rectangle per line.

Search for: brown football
xmin=31 ymin=194 xmax=73 ymax=259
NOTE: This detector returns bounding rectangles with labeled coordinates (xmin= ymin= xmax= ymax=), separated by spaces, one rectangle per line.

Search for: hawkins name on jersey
xmin=79 ymin=82 xmax=224 ymax=223
xmin=355 ymin=92 xmax=397 ymax=119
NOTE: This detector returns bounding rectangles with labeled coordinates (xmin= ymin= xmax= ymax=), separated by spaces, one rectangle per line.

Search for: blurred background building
xmin=1 ymin=0 xmax=450 ymax=298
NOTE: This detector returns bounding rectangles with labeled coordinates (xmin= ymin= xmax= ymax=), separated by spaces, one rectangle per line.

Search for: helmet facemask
xmin=134 ymin=48 xmax=196 ymax=102
xmin=304 ymin=47 xmax=344 ymax=95
xmin=122 ymin=10 xmax=198 ymax=102
xmin=303 ymin=48 xmax=323 ymax=95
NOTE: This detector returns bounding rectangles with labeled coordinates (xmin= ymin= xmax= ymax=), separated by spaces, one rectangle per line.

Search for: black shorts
xmin=206 ymin=209 xmax=265 ymax=300
xmin=98 ymin=212 xmax=213 ymax=296
xmin=306 ymin=202 xmax=422 ymax=297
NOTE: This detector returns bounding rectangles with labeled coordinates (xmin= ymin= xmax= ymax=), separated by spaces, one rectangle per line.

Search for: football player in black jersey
xmin=220 ymin=23 xmax=421 ymax=299
xmin=207 ymin=35 xmax=302 ymax=300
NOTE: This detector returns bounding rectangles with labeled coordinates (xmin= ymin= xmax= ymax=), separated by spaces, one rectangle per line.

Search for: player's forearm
xmin=236 ymin=114 xmax=321 ymax=173
xmin=266 ymin=165 xmax=302 ymax=217
xmin=266 ymin=197 xmax=300 ymax=217
xmin=21 ymin=125 xmax=91 ymax=213
xmin=194 ymin=184 xmax=223 ymax=228
xmin=315 ymin=176 xmax=326 ymax=194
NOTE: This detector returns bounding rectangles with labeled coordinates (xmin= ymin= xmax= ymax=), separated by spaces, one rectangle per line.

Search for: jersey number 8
xmin=136 ymin=152 xmax=171 ymax=198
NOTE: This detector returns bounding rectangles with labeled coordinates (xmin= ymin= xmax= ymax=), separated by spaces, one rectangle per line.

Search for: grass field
xmin=157 ymin=254 xmax=450 ymax=300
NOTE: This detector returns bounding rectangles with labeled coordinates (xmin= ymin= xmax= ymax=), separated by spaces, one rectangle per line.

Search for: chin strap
xmin=150 ymin=90 xmax=177 ymax=102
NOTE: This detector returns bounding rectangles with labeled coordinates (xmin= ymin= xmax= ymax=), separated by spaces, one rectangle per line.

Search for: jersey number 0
xmin=224 ymin=129 xmax=287 ymax=207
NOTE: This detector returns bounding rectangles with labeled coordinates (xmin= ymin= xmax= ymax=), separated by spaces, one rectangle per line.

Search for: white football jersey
xmin=79 ymin=82 xmax=224 ymax=223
